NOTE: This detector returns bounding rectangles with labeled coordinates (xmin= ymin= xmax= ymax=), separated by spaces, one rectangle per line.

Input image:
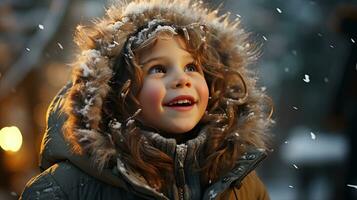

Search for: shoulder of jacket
xmin=20 ymin=161 xmax=91 ymax=200
xmin=20 ymin=163 xmax=69 ymax=200
xmin=231 ymin=171 xmax=270 ymax=200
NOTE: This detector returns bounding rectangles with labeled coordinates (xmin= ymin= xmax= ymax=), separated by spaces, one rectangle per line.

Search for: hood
xmin=39 ymin=82 xmax=128 ymax=189
xmin=39 ymin=0 xmax=272 ymax=198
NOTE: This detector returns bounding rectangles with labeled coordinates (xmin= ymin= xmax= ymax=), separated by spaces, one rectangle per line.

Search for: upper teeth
xmin=168 ymin=99 xmax=192 ymax=106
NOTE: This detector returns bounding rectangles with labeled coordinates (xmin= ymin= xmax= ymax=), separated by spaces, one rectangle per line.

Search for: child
xmin=21 ymin=0 xmax=273 ymax=199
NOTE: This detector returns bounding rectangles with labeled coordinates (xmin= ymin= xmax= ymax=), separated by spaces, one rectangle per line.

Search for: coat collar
xmin=114 ymin=128 xmax=267 ymax=200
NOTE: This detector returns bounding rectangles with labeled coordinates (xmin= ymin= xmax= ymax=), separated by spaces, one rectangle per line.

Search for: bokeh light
xmin=0 ymin=126 xmax=23 ymax=152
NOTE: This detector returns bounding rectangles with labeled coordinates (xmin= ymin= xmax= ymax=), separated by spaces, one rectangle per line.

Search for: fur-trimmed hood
xmin=62 ymin=0 xmax=271 ymax=168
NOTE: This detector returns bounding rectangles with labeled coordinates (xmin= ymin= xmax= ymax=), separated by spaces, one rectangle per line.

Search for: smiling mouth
xmin=167 ymin=99 xmax=194 ymax=106
xmin=163 ymin=95 xmax=196 ymax=108
xmin=164 ymin=103 xmax=195 ymax=111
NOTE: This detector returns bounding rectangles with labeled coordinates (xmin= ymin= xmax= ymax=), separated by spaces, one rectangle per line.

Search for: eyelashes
xmin=185 ymin=63 xmax=199 ymax=72
xmin=147 ymin=62 xmax=200 ymax=75
xmin=148 ymin=64 xmax=166 ymax=74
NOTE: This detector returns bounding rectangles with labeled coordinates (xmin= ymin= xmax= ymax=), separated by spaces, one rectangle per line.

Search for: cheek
xmin=197 ymin=80 xmax=209 ymax=106
xmin=140 ymin=80 xmax=164 ymax=107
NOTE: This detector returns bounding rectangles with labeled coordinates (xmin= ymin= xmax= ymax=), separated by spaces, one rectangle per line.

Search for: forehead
xmin=137 ymin=36 xmax=193 ymax=64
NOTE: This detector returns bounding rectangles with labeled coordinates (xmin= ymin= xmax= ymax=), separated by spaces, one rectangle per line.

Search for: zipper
xmin=178 ymin=187 xmax=184 ymax=200
xmin=175 ymin=144 xmax=188 ymax=200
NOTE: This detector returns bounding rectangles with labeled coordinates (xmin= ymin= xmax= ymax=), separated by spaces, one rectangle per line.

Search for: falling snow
xmin=351 ymin=38 xmax=355 ymax=43
xmin=347 ymin=184 xmax=357 ymax=189
xmin=324 ymin=77 xmax=329 ymax=83
xmin=284 ymin=141 xmax=289 ymax=144
xmin=310 ymin=132 xmax=316 ymax=140
xmin=26 ymin=48 xmax=30 ymax=52
xmin=38 ymin=24 xmax=44 ymax=30
xmin=289 ymin=185 xmax=294 ymax=188
xmin=293 ymin=106 xmax=298 ymax=110
xmin=262 ymin=35 xmax=268 ymax=41
xmin=57 ymin=42 xmax=64 ymax=50
xmin=317 ymin=33 xmax=323 ymax=37
xmin=329 ymin=44 xmax=335 ymax=48
xmin=261 ymin=86 xmax=267 ymax=92
xmin=284 ymin=67 xmax=289 ymax=72
xmin=276 ymin=8 xmax=282 ymax=14
xmin=293 ymin=164 xmax=299 ymax=169
xmin=303 ymin=74 xmax=310 ymax=83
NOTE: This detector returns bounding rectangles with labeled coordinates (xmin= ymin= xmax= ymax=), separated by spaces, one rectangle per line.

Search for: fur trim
xmin=63 ymin=0 xmax=271 ymax=169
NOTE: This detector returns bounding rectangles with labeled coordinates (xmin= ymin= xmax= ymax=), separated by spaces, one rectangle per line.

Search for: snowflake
xmin=310 ymin=132 xmax=316 ymax=140
xmin=57 ymin=42 xmax=64 ymax=50
xmin=347 ymin=184 xmax=357 ymax=189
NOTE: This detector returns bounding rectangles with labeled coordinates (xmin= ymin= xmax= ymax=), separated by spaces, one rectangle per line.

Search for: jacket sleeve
xmin=20 ymin=169 xmax=67 ymax=200
xmin=232 ymin=171 xmax=270 ymax=200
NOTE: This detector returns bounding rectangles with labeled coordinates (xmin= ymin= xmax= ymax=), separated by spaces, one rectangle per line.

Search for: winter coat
xmin=21 ymin=0 xmax=272 ymax=199
xmin=20 ymin=84 xmax=269 ymax=200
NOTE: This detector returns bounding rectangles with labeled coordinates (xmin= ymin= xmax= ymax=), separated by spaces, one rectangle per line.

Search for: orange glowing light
xmin=0 ymin=126 xmax=23 ymax=152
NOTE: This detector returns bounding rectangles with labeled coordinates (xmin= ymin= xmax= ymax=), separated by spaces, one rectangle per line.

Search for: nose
xmin=171 ymin=71 xmax=191 ymax=89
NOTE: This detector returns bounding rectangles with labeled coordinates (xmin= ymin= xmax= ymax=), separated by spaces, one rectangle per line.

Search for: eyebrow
xmin=140 ymin=56 xmax=166 ymax=65
xmin=140 ymin=54 xmax=194 ymax=66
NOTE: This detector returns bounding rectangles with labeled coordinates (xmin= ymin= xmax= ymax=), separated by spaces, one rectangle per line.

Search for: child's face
xmin=137 ymin=36 xmax=209 ymax=134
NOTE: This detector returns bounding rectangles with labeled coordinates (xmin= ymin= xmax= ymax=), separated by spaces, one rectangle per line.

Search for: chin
xmin=165 ymin=123 xmax=196 ymax=134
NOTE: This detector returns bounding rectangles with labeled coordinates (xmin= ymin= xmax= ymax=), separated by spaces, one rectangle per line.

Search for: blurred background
xmin=0 ymin=0 xmax=356 ymax=199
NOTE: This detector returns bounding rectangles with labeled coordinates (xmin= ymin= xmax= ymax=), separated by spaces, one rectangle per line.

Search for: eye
xmin=185 ymin=63 xmax=199 ymax=72
xmin=148 ymin=65 xmax=166 ymax=74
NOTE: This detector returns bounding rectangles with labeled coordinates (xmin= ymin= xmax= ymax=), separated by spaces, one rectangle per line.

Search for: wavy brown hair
xmin=99 ymin=22 xmax=273 ymax=192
